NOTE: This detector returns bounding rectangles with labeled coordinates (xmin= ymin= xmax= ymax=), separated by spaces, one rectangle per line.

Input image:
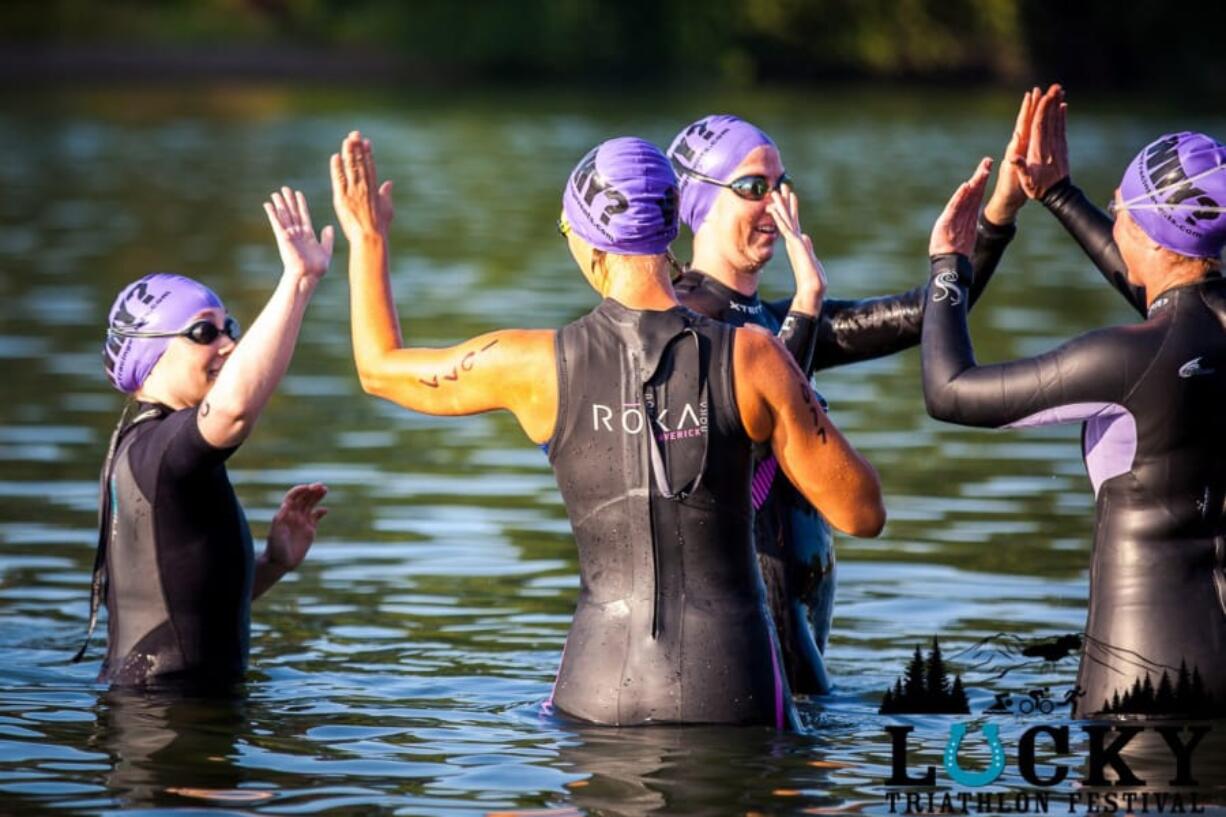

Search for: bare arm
xmin=198 ymin=188 xmax=333 ymax=448
xmin=734 ymin=326 xmax=885 ymax=536
xmin=331 ymin=131 xmax=557 ymax=443
xmin=252 ymin=483 xmax=328 ymax=600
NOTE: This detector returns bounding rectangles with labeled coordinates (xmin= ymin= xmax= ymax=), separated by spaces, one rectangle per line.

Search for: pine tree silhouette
xmin=1156 ymin=671 xmax=1175 ymax=712
xmin=904 ymin=646 xmax=926 ymax=704
xmin=949 ymin=675 xmax=970 ymax=714
xmin=926 ymin=636 xmax=950 ymax=704
xmin=879 ymin=637 xmax=969 ymax=714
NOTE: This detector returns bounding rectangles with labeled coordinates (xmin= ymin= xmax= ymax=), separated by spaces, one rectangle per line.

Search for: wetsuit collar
xmin=1147 ymin=272 xmax=1225 ymax=318
xmin=684 ymin=269 xmax=765 ymax=317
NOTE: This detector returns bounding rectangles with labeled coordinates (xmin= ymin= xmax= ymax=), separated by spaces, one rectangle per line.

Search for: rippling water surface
xmin=2 ymin=85 xmax=1224 ymax=815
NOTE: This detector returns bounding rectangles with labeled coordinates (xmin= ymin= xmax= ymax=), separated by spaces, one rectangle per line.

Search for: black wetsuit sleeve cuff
xmin=977 ymin=212 xmax=1017 ymax=241
xmin=778 ymin=311 xmax=819 ymax=374
xmin=1039 ymin=176 xmax=1076 ymax=210
xmin=929 ymin=253 xmax=973 ymax=287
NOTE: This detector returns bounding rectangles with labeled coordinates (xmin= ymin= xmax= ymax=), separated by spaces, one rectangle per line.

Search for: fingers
xmin=263 ymin=201 xmax=283 ymax=234
xmin=295 ymin=190 xmax=314 ymax=234
xmin=312 ymin=508 xmax=329 ymax=523
xmin=330 ymin=153 xmax=347 ymax=196
xmin=284 ymin=483 xmax=328 ymax=510
xmin=320 ymin=225 xmax=335 ymax=256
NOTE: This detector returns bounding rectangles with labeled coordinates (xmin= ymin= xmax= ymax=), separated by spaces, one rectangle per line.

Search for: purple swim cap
xmin=1118 ymin=131 xmax=1226 ymax=258
xmin=561 ymin=137 xmax=678 ymax=256
xmin=102 ymin=273 xmax=224 ymax=393
xmin=667 ymin=115 xmax=775 ymax=233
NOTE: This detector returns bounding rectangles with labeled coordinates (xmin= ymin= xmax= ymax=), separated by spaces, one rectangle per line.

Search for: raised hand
xmin=331 ymin=131 xmax=395 ymax=240
xmin=767 ymin=187 xmax=827 ymax=314
xmin=265 ymin=483 xmax=329 ymax=572
xmin=1014 ymin=84 xmax=1069 ymax=200
xmin=264 ymin=187 xmax=334 ymax=282
xmin=931 ymin=158 xmax=994 ymax=257
xmin=984 ymin=87 xmax=1040 ymax=225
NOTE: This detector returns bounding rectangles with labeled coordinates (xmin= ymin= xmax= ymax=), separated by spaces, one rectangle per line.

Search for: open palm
xmin=264 ymin=186 xmax=335 ymax=281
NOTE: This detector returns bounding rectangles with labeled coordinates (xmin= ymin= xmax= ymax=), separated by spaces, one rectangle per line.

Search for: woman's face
xmin=694 ymin=145 xmax=786 ymax=277
xmin=145 ymin=307 xmax=237 ymax=408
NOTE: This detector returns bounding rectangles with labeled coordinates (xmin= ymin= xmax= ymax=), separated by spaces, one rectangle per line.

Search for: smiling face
xmin=137 ymin=307 xmax=237 ymax=409
xmin=692 ymin=145 xmax=786 ymax=278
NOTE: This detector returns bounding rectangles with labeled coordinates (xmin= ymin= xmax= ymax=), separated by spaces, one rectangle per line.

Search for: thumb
xmin=321 ymin=225 xmax=336 ymax=255
xmin=379 ymin=180 xmax=394 ymax=200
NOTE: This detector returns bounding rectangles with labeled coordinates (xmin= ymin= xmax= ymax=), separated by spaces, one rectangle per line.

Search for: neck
xmin=133 ymin=384 xmax=187 ymax=411
xmin=1144 ymin=265 xmax=1215 ymax=309
xmin=689 ymin=233 xmax=761 ymax=297
xmin=601 ymin=255 xmax=681 ymax=311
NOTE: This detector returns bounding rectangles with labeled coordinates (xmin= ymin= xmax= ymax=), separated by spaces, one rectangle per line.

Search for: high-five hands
xmin=1013 ymin=84 xmax=1069 ymax=200
xmin=931 ymin=158 xmax=994 ymax=258
xmin=331 ymin=131 xmax=395 ymax=240
xmin=264 ymin=187 xmax=334 ymax=282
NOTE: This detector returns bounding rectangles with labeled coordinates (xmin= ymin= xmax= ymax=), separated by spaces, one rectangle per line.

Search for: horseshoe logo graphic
xmin=932 ymin=270 xmax=962 ymax=306
xmin=944 ymin=722 xmax=1006 ymax=787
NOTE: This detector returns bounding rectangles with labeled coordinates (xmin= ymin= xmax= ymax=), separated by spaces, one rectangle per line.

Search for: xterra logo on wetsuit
xmin=727 ymin=300 xmax=764 ymax=316
xmin=591 ymin=401 xmax=709 ymax=442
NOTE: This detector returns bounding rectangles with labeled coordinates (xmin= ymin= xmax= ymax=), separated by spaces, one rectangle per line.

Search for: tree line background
xmin=3 ymin=0 xmax=1224 ymax=103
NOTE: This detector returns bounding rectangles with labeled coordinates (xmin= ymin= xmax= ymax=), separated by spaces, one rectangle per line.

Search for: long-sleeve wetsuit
xmin=922 ymin=250 xmax=1226 ymax=717
xmin=675 ymin=214 xmax=1015 ymax=694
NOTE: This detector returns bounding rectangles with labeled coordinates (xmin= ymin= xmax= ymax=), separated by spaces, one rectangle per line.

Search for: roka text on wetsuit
xmin=674 ymin=213 xmax=1015 ymax=694
xmin=547 ymin=298 xmax=795 ymax=727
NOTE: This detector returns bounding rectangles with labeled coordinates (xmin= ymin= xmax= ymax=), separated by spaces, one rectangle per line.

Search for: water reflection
xmin=95 ymin=690 xmax=262 ymax=811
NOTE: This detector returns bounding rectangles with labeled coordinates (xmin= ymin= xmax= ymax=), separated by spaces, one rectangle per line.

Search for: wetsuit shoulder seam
xmin=546 ymin=326 xmax=568 ymax=461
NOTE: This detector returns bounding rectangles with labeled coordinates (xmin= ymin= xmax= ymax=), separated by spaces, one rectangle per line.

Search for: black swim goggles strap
xmin=72 ymin=403 xmax=167 ymax=663
xmin=643 ymin=329 xmax=709 ymax=501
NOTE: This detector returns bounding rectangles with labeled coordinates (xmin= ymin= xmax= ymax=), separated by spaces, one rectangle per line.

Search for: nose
xmin=217 ymin=335 xmax=237 ymax=356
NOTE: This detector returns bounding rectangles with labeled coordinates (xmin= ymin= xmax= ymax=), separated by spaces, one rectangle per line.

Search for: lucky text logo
xmin=884 ymin=723 xmax=1213 ymax=815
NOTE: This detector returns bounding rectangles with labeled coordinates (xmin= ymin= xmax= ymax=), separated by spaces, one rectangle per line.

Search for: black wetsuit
xmin=89 ymin=403 xmax=254 ymax=688
xmin=674 ymin=215 xmax=1015 ymax=694
xmin=546 ymin=298 xmax=794 ymax=727
xmin=923 ymin=238 xmax=1226 ymax=718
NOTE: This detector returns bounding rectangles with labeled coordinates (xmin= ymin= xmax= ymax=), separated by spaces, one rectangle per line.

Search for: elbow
xmin=921 ymin=375 xmax=959 ymax=423
xmin=354 ymin=356 xmax=392 ymax=399
xmin=829 ymin=470 xmax=886 ymax=538
xmin=845 ymin=488 xmax=886 ymax=538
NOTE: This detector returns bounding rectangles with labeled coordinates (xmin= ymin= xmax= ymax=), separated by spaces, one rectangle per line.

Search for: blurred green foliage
xmin=3 ymin=0 xmax=1224 ymax=100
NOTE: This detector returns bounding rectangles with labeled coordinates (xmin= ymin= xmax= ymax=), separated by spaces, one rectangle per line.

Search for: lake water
xmin=1 ymin=84 xmax=1224 ymax=815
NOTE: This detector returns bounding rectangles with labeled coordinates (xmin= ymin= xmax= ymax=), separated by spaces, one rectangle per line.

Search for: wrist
xmin=790 ymin=287 xmax=823 ymax=316
xmin=983 ymin=192 xmax=1022 ymax=226
xmin=259 ymin=548 xmax=293 ymax=574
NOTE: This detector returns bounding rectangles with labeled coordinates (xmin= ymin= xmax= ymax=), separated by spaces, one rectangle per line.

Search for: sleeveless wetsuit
xmin=547 ymin=298 xmax=795 ymax=727
xmin=89 ymin=403 xmax=254 ymax=688
xmin=675 ymin=215 xmax=1015 ymax=694
xmin=923 ymin=252 xmax=1226 ymax=717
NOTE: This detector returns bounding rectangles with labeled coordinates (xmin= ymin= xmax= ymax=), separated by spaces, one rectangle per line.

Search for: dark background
xmin=3 ymin=0 xmax=1224 ymax=104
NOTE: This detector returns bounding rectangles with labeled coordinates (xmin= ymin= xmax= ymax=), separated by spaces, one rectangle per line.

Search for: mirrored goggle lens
xmin=183 ymin=316 xmax=240 ymax=345
xmin=728 ymin=173 xmax=791 ymax=201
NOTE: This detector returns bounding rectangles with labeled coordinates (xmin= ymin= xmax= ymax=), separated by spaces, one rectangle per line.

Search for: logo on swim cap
xmin=667 ymin=115 xmax=775 ymax=233
xmin=560 ymin=137 xmax=678 ymax=256
xmin=103 ymin=273 xmax=224 ymax=393
xmin=1118 ymin=131 xmax=1226 ymax=258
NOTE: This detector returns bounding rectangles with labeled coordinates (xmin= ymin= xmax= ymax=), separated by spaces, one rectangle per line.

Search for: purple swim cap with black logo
xmin=667 ymin=115 xmax=775 ymax=233
xmin=102 ymin=273 xmax=224 ymax=393
xmin=561 ymin=137 xmax=679 ymax=256
xmin=1118 ymin=131 xmax=1226 ymax=258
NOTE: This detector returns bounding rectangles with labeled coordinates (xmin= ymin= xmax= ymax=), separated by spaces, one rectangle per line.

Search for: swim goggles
xmin=1108 ymin=163 xmax=1226 ymax=217
xmin=107 ymin=316 xmax=242 ymax=346
xmin=680 ymin=167 xmax=792 ymax=201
